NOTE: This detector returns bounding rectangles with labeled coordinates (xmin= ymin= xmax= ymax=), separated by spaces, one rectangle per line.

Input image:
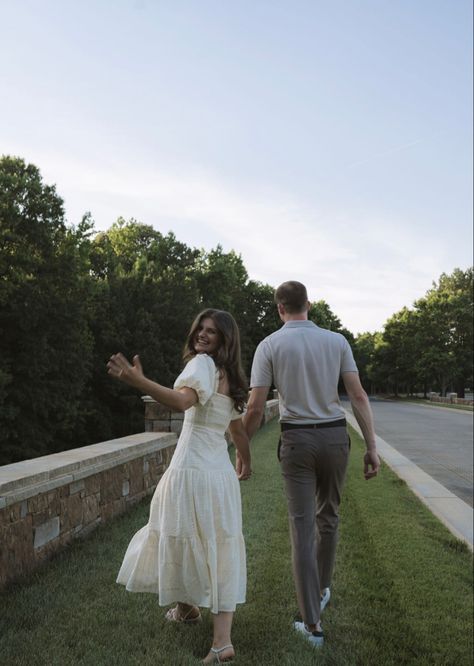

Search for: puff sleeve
xmin=173 ymin=354 xmax=217 ymax=406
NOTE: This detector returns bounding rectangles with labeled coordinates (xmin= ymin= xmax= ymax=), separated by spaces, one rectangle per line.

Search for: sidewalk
xmin=344 ymin=409 xmax=473 ymax=550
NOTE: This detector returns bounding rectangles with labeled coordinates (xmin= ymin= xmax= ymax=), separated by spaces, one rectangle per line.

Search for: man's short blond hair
xmin=274 ymin=281 xmax=308 ymax=314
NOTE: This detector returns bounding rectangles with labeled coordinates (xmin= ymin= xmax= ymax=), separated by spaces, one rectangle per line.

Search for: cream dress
xmin=116 ymin=353 xmax=246 ymax=613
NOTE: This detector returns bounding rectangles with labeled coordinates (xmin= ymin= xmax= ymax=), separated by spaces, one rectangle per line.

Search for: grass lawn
xmin=1 ymin=420 xmax=472 ymax=665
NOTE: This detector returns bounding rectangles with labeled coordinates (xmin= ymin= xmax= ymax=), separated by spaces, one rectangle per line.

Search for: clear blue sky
xmin=1 ymin=0 xmax=472 ymax=333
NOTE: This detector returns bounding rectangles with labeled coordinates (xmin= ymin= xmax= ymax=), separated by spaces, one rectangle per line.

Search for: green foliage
xmin=0 ymin=157 xmax=93 ymax=463
xmin=359 ymin=267 xmax=474 ymax=396
xmin=309 ymin=300 xmax=355 ymax=344
xmin=0 ymin=163 xmax=281 ymax=462
xmin=2 ymin=155 xmax=471 ymax=462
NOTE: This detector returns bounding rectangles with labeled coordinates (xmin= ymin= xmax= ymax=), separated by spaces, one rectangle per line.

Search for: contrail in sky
xmin=346 ymin=138 xmax=424 ymax=170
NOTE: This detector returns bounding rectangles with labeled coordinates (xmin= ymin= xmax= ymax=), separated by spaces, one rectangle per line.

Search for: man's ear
xmin=306 ymin=301 xmax=311 ymax=312
xmin=277 ymin=303 xmax=285 ymax=316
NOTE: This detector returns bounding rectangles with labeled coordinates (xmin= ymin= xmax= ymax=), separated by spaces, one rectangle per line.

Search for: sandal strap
xmin=210 ymin=644 xmax=233 ymax=654
xmin=166 ymin=605 xmax=201 ymax=622
xmin=182 ymin=605 xmax=200 ymax=620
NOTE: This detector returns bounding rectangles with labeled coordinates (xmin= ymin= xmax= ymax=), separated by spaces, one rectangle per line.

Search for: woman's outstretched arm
xmin=107 ymin=352 xmax=198 ymax=412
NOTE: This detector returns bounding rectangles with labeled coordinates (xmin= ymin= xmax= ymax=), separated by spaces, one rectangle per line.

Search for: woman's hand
xmin=107 ymin=353 xmax=144 ymax=388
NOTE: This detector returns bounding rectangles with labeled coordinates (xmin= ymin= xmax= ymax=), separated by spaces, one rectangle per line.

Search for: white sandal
xmin=203 ymin=644 xmax=234 ymax=663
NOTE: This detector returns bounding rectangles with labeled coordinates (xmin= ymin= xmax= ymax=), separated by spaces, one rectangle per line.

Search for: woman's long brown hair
xmin=183 ymin=309 xmax=248 ymax=412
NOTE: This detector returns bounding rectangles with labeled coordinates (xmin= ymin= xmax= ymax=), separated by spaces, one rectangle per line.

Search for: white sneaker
xmin=320 ymin=587 xmax=331 ymax=612
xmin=293 ymin=621 xmax=324 ymax=647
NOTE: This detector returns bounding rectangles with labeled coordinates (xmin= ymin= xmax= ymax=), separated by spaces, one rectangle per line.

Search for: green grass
xmin=1 ymin=421 xmax=472 ymax=665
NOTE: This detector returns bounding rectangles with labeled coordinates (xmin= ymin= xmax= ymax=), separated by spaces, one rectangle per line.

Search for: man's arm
xmin=242 ymin=386 xmax=269 ymax=440
xmin=342 ymin=371 xmax=380 ymax=480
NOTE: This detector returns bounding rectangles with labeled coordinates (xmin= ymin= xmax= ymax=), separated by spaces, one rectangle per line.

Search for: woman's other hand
xmin=235 ymin=450 xmax=251 ymax=481
xmin=237 ymin=459 xmax=252 ymax=481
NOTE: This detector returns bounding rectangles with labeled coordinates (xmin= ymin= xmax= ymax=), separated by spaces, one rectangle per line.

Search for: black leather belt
xmin=281 ymin=418 xmax=346 ymax=432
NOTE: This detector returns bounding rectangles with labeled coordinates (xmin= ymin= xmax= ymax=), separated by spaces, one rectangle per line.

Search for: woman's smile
xmin=194 ymin=317 xmax=220 ymax=354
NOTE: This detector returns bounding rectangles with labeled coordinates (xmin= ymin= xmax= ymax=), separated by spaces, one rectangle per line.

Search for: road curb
xmin=343 ymin=409 xmax=473 ymax=551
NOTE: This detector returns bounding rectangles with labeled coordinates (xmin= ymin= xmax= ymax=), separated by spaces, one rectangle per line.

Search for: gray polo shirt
xmin=250 ymin=320 xmax=358 ymax=424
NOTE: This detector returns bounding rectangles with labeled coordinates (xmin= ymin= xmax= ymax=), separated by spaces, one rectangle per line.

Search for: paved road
xmin=342 ymin=398 xmax=473 ymax=507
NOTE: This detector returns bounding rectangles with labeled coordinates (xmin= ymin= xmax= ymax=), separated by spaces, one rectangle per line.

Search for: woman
xmin=107 ymin=309 xmax=251 ymax=664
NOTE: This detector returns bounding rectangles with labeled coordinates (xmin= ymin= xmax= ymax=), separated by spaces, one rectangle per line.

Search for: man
xmin=242 ymin=281 xmax=380 ymax=647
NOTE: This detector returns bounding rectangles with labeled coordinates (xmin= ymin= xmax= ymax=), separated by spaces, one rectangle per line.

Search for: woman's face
xmin=194 ymin=317 xmax=221 ymax=355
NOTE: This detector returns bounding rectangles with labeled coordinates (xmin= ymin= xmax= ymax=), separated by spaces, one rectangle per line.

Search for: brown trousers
xmin=279 ymin=426 xmax=350 ymax=625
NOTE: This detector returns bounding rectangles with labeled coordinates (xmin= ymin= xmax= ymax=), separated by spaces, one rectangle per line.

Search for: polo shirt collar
xmin=283 ymin=320 xmax=317 ymax=328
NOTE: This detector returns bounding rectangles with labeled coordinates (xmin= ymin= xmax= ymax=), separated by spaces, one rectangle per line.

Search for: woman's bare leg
xmin=202 ymin=611 xmax=235 ymax=663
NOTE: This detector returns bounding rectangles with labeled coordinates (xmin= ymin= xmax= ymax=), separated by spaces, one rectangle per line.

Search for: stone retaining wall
xmin=142 ymin=396 xmax=281 ymax=431
xmin=0 ymin=432 xmax=176 ymax=587
xmin=429 ymin=394 xmax=474 ymax=406
xmin=0 ymin=397 xmax=280 ymax=588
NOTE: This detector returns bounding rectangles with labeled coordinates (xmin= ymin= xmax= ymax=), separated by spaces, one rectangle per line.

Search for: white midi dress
xmin=116 ymin=353 xmax=247 ymax=613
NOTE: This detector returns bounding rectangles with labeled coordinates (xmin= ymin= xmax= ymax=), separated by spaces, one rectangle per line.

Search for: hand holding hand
xmin=235 ymin=451 xmax=243 ymax=477
xmin=107 ymin=353 xmax=144 ymax=387
xmin=237 ymin=456 xmax=252 ymax=481
xmin=363 ymin=450 xmax=380 ymax=480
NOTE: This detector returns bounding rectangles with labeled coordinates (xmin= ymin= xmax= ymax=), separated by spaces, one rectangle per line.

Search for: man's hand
xmin=364 ymin=450 xmax=380 ymax=480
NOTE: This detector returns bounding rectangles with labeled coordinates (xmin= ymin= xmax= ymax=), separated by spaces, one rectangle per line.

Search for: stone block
xmin=143 ymin=460 xmax=149 ymax=474
xmin=84 ymin=475 xmax=101 ymax=496
xmin=32 ymin=510 xmax=51 ymax=527
xmin=170 ymin=420 xmax=184 ymax=434
xmin=100 ymin=502 xmax=115 ymax=523
xmin=83 ymin=494 xmax=100 ymax=524
xmin=7 ymin=504 xmax=21 ymax=523
xmin=113 ymin=497 xmax=126 ymax=516
xmin=151 ymin=420 xmax=171 ymax=432
xmin=35 ymin=538 xmax=61 ymax=563
xmin=70 ymin=480 xmax=85 ymax=495
xmin=0 ymin=507 xmax=7 ymax=526
xmin=60 ymin=493 xmax=83 ymax=531
xmin=34 ymin=516 xmax=60 ymax=549
xmin=46 ymin=490 xmax=60 ymax=515
xmin=60 ymin=485 xmax=70 ymax=499
xmin=20 ymin=501 xmax=28 ymax=518
xmin=78 ymin=518 xmax=101 ymax=539
xmin=100 ymin=468 xmax=125 ymax=503
xmin=60 ymin=530 xmax=74 ymax=547
xmin=143 ymin=399 xmax=172 ymax=419
xmin=28 ymin=493 xmax=49 ymax=514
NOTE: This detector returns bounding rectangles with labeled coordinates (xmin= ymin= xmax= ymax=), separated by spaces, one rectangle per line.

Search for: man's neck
xmin=282 ymin=313 xmax=308 ymax=323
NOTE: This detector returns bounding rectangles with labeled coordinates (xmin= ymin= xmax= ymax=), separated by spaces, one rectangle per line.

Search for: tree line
xmin=1 ymin=156 xmax=472 ymax=464
xmin=354 ymin=268 xmax=473 ymax=398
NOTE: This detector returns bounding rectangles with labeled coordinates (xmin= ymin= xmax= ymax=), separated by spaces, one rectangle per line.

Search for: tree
xmin=367 ymin=267 xmax=473 ymax=397
xmin=309 ymin=300 xmax=355 ymax=344
xmin=0 ymin=156 xmax=93 ymax=463
xmin=414 ymin=268 xmax=473 ymax=396
xmin=353 ymin=332 xmax=377 ymax=393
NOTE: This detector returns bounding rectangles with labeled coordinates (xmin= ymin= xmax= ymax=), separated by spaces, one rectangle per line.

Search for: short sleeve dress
xmin=116 ymin=354 xmax=246 ymax=613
